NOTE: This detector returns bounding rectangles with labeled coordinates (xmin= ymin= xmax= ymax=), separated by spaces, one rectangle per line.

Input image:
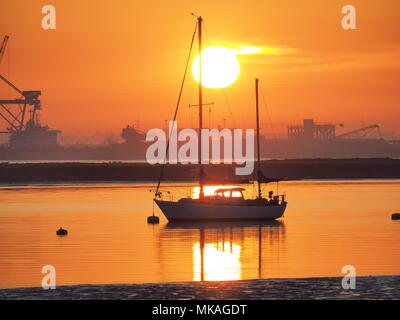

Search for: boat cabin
xmin=213 ymin=187 xmax=245 ymax=199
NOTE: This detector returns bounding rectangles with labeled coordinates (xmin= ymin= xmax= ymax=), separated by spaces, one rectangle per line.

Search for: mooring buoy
xmin=392 ymin=213 xmax=400 ymax=220
xmin=56 ymin=227 xmax=68 ymax=235
xmin=147 ymin=215 xmax=159 ymax=224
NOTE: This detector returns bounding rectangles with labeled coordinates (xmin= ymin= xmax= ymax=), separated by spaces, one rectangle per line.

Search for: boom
xmin=336 ymin=124 xmax=382 ymax=139
xmin=0 ymin=35 xmax=9 ymax=65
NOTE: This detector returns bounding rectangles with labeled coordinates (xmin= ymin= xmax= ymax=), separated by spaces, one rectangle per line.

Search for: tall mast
xmin=198 ymin=16 xmax=205 ymax=199
xmin=255 ymin=78 xmax=262 ymax=198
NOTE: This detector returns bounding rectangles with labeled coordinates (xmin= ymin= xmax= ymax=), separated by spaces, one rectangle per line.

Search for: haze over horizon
xmin=0 ymin=0 xmax=399 ymax=142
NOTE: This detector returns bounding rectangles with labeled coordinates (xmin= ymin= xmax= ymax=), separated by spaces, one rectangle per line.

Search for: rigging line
xmin=203 ymin=22 xmax=236 ymax=131
xmin=259 ymin=84 xmax=276 ymax=138
xmin=202 ymin=20 xmax=211 ymax=47
xmin=259 ymin=82 xmax=284 ymax=156
xmin=202 ymin=21 xmax=215 ymax=129
xmin=155 ymin=21 xmax=198 ymax=196
xmin=222 ymin=88 xmax=237 ymax=129
xmin=259 ymin=83 xmax=287 ymax=180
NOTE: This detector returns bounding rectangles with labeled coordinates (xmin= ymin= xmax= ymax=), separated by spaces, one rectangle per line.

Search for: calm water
xmin=0 ymin=180 xmax=399 ymax=288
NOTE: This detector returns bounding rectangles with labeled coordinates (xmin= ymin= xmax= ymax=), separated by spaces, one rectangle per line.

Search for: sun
xmin=192 ymin=46 xmax=240 ymax=89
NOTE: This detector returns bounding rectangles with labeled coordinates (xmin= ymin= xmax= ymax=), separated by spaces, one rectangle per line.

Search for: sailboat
xmin=154 ymin=16 xmax=287 ymax=222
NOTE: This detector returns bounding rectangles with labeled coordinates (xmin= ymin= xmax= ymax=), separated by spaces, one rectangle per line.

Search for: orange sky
xmin=0 ymin=0 xmax=399 ymax=141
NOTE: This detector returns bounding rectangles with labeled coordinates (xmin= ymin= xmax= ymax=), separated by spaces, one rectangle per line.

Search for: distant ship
xmin=8 ymin=119 xmax=60 ymax=150
xmin=0 ymin=122 xmax=147 ymax=161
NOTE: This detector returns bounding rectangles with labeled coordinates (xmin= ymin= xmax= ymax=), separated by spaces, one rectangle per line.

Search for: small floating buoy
xmin=147 ymin=215 xmax=159 ymax=224
xmin=392 ymin=213 xmax=400 ymax=220
xmin=56 ymin=227 xmax=68 ymax=235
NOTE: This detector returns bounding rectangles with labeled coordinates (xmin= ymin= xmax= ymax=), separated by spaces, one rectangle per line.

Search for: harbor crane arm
xmin=0 ymin=35 xmax=9 ymax=65
xmin=0 ymin=74 xmax=24 ymax=96
xmin=0 ymin=38 xmax=26 ymax=98
xmin=336 ymin=124 xmax=381 ymax=139
xmin=0 ymin=104 xmax=24 ymax=127
xmin=0 ymin=109 xmax=19 ymax=131
xmin=0 ymin=73 xmax=41 ymax=131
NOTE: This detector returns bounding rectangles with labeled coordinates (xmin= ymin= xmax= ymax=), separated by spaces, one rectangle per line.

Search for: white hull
xmin=155 ymin=199 xmax=287 ymax=222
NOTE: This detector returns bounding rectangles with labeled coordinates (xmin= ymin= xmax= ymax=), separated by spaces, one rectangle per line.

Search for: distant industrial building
xmin=288 ymin=119 xmax=336 ymax=140
xmin=261 ymin=119 xmax=398 ymax=159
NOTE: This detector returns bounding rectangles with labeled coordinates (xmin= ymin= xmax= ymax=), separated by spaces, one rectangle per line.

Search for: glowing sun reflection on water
xmin=192 ymin=241 xmax=241 ymax=281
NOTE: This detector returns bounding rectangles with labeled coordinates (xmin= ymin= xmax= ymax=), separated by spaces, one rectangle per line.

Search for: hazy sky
xmin=0 ymin=0 xmax=399 ymax=140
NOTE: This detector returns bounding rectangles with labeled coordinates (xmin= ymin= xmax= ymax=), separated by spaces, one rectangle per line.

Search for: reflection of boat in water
xmin=157 ymin=221 xmax=286 ymax=281
xmin=165 ymin=220 xmax=283 ymax=230
xmin=154 ymin=17 xmax=287 ymax=222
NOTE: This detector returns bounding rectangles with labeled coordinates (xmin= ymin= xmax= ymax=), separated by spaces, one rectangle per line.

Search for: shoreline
xmin=1 ymin=178 xmax=400 ymax=188
xmin=1 ymin=275 xmax=399 ymax=300
xmin=1 ymin=158 xmax=400 ymax=184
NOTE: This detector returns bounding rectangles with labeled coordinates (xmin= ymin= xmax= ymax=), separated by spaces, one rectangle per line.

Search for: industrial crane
xmin=0 ymin=35 xmax=60 ymax=149
xmin=335 ymin=124 xmax=382 ymax=139
xmin=0 ymin=74 xmax=42 ymax=131
xmin=0 ymin=35 xmax=42 ymax=134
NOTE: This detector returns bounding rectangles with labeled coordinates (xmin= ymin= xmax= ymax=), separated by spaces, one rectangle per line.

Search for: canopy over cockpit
xmin=213 ymin=187 xmax=245 ymax=199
